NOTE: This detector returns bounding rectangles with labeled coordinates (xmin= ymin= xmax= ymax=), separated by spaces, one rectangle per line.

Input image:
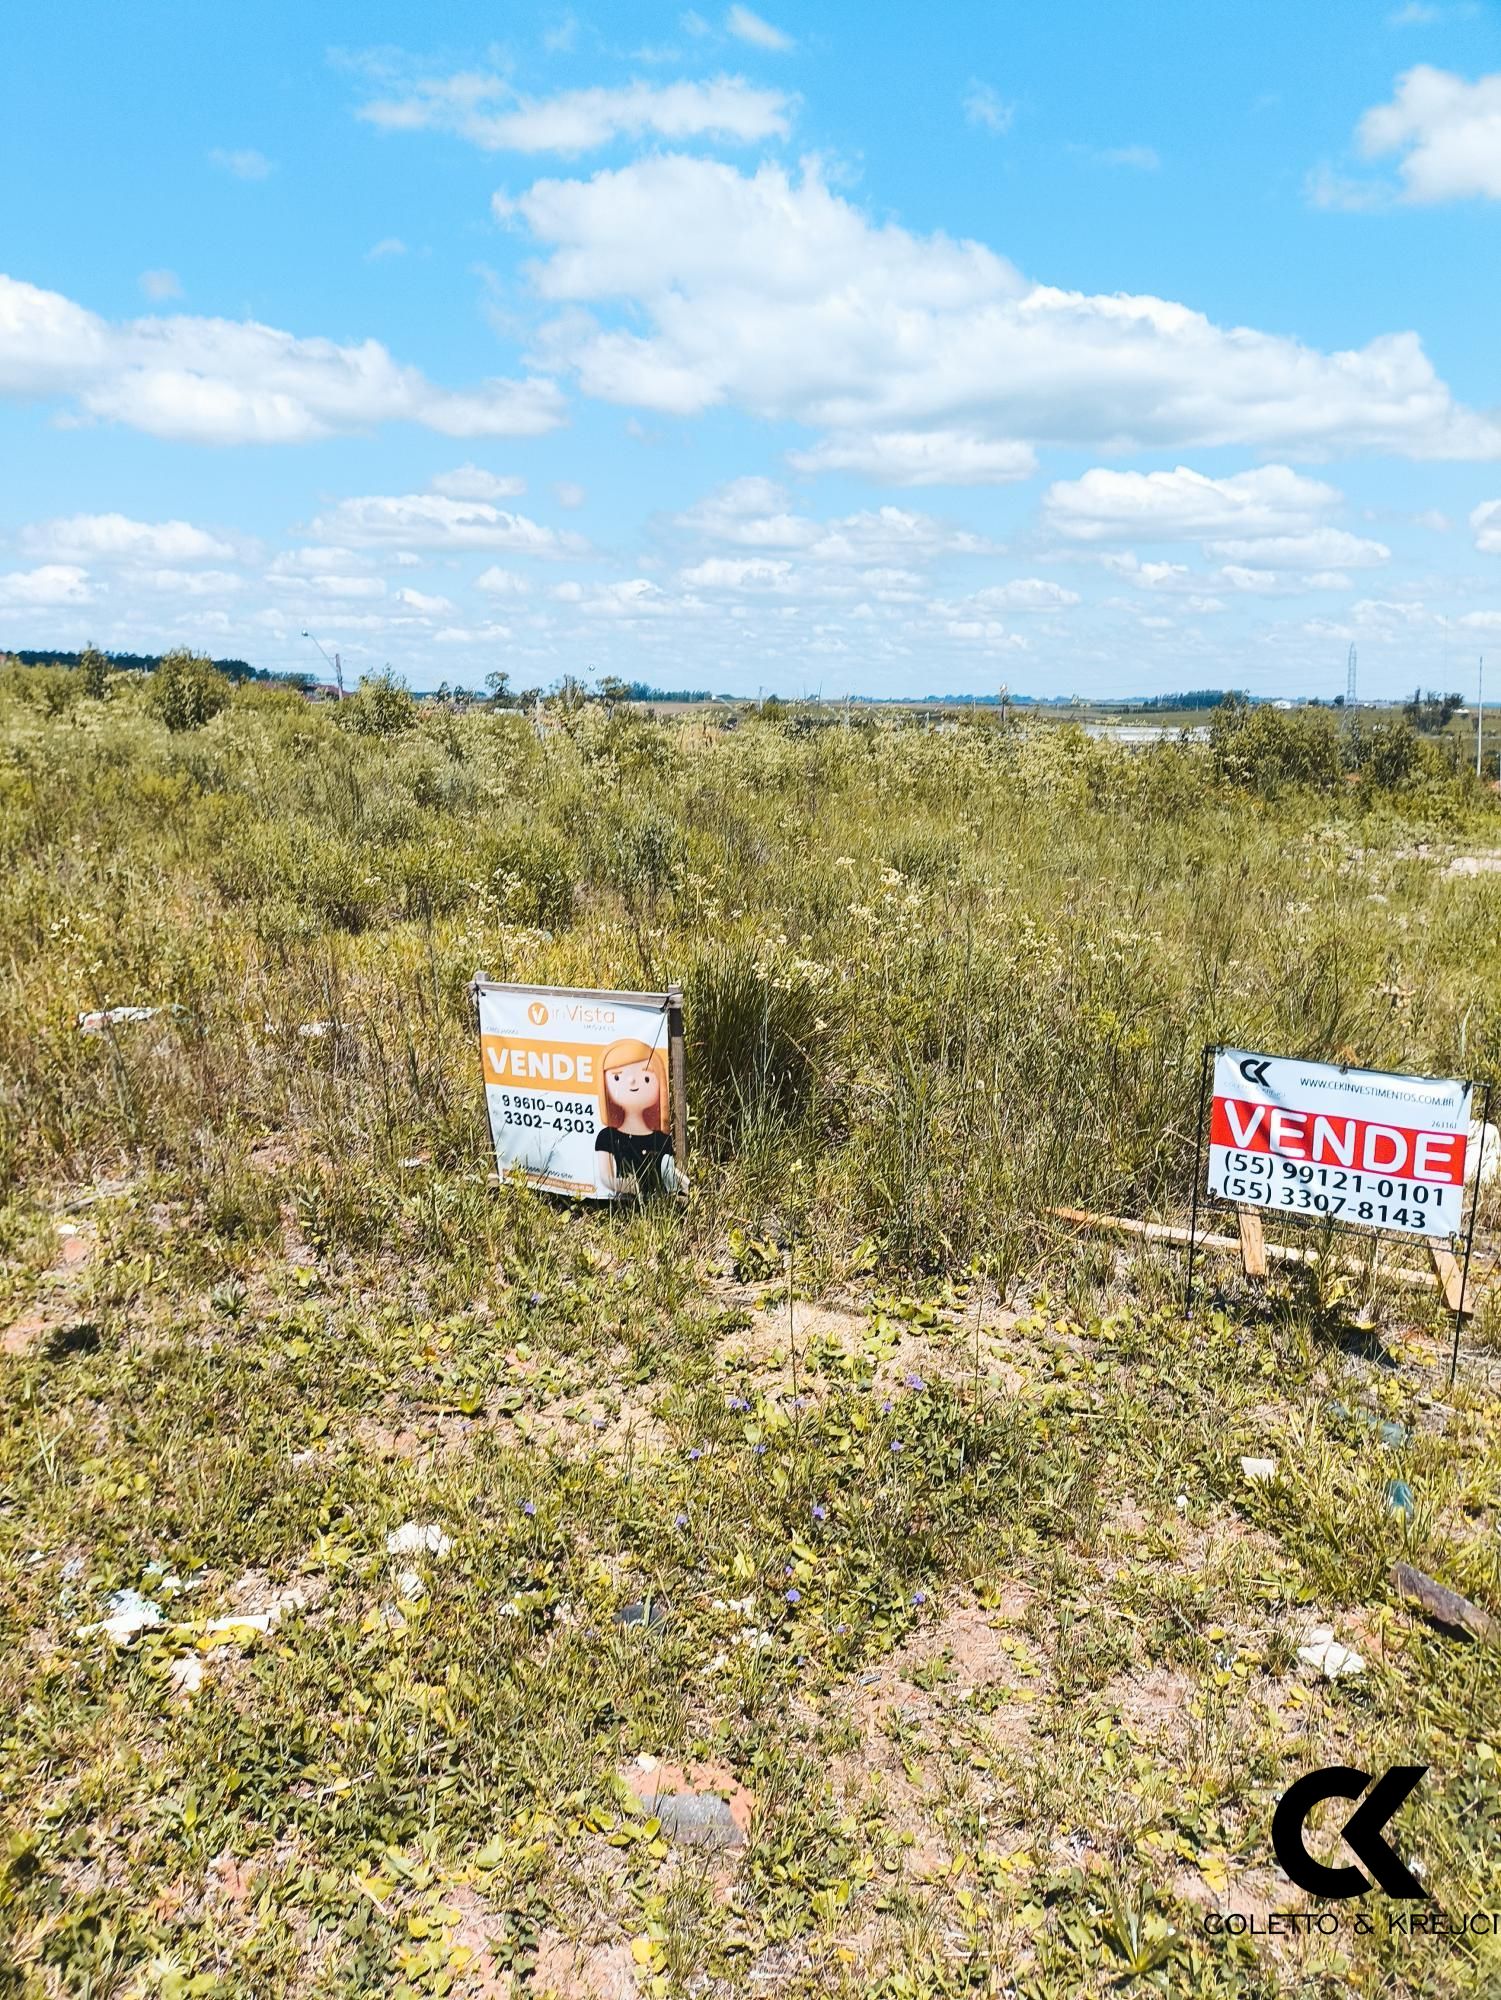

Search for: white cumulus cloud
xmin=475 ymin=565 xmax=531 ymax=595
xmin=22 ymin=514 xmax=237 ymax=563
xmin=0 ymin=274 xmax=565 ymax=445
xmin=1473 ymin=498 xmax=1501 ymax=552
xmin=786 ymin=429 xmax=1036 ymax=487
xmin=726 ymin=5 xmax=793 ymax=51
xmin=966 ymin=578 xmax=1081 ymax=611
xmin=428 ymin=464 xmax=526 ymax=500
xmin=504 ymin=153 xmax=1501 ymax=459
xmin=677 ymin=478 xmax=998 ymax=561
xmin=1358 ymin=66 xmax=1501 ymax=202
xmin=133 ymin=568 xmax=245 ymax=595
xmin=681 ymin=555 xmax=796 ymax=588
xmin=1045 ymin=465 xmax=1340 ymax=542
xmin=0 ymin=563 xmax=92 ymax=605
xmin=361 ymin=73 xmax=789 ymax=152
xmin=1205 ymin=528 xmax=1389 ymax=569
xmin=309 ymin=492 xmax=589 ymax=555
xmin=395 ymin=587 xmax=457 ymax=615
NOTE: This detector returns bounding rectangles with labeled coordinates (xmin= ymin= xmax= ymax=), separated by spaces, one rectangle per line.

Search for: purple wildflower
xmin=881 ymin=1398 xmax=894 ymax=1414
xmin=904 ymin=1372 xmax=926 ymax=1392
xmin=674 ymin=1512 xmax=688 ymax=1528
xmin=688 ymin=1447 xmax=702 ymax=1461
xmin=522 ymin=1500 xmax=536 ymax=1517
xmin=727 ymin=1395 xmax=748 ymax=1412
xmin=811 ymin=1504 xmax=827 ymax=1522
xmin=785 ymin=1588 xmax=801 ymax=1605
xmin=890 ymin=1440 xmax=904 ymax=1453
xmin=912 ymin=1590 xmax=927 ymax=1606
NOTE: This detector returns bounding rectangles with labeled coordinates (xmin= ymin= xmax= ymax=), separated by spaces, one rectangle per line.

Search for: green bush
xmin=146 ymin=649 xmax=232 ymax=733
xmin=1209 ymin=696 xmax=1341 ymax=793
xmin=342 ymin=670 xmax=416 ymax=738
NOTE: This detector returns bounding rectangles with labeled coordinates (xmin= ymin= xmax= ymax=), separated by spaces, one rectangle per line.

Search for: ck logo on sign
xmin=1238 ymin=1056 xmax=1272 ymax=1088
xmin=527 ymin=1001 xmax=549 ymax=1026
xmin=1272 ymin=1766 xmax=1428 ymax=1899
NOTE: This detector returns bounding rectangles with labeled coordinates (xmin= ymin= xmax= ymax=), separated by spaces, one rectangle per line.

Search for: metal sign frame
xmin=1184 ymin=1042 xmax=1491 ymax=1384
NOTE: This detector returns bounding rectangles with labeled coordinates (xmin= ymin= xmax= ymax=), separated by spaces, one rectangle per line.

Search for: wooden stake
xmin=1428 ymin=1238 xmax=1473 ymax=1316
xmin=666 ymin=984 xmax=688 ymax=1174
xmin=1236 ymin=1206 xmax=1268 ymax=1280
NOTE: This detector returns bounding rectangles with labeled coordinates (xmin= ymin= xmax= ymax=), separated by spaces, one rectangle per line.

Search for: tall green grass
xmin=4 ymin=665 xmax=1499 ymax=1277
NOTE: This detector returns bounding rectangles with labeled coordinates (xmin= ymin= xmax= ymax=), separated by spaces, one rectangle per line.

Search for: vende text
xmin=482 ymin=1033 xmax=598 ymax=1093
xmin=1210 ymin=1096 xmax=1464 ymax=1185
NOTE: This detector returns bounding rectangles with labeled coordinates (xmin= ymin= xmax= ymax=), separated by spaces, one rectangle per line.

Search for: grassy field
xmin=3 ymin=662 xmax=1501 ymax=1998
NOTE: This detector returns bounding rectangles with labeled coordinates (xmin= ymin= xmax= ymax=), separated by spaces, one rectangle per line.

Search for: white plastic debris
xmin=78 ymin=1588 xmax=165 ymax=1641
xmin=78 ymin=1006 xmax=161 ymax=1035
xmin=1297 ymin=1627 xmax=1365 ymax=1679
xmin=1174 ymin=1494 xmax=1189 ymax=1514
xmin=386 ymin=1522 xmax=452 ymax=1559
xmin=395 ymin=1567 xmax=426 ymax=1602
xmin=1241 ymin=1456 xmax=1278 ymax=1484
xmin=170 ymin=1654 xmax=205 ymax=1696
xmin=297 ymin=1021 xmax=336 ymax=1040
xmin=202 ymin=1586 xmax=308 ymax=1638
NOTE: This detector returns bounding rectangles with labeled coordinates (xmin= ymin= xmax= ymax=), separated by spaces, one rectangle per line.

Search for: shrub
xmin=1209 ymin=696 xmax=1341 ymax=793
xmin=78 ymin=644 xmax=110 ymax=699
xmin=479 ymin=826 xmax=577 ymax=930
xmin=343 ymin=670 xmax=416 ymax=738
xmin=1348 ymin=716 xmax=1421 ymax=791
xmin=146 ymin=649 xmax=232 ymax=733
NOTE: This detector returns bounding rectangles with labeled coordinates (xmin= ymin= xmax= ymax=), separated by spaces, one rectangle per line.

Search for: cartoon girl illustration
xmin=595 ymin=1036 xmax=685 ymax=1195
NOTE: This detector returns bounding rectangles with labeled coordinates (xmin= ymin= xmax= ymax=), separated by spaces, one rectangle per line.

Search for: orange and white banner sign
xmin=475 ymin=982 xmax=676 ymax=1200
xmin=1208 ymin=1048 xmax=1471 ymax=1238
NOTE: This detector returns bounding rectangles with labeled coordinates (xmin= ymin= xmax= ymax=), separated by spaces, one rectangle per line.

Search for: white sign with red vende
xmin=1208 ymin=1048 xmax=1472 ymax=1238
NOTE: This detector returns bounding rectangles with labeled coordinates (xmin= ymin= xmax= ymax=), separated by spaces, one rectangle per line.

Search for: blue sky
xmin=3 ymin=1 xmax=1501 ymax=698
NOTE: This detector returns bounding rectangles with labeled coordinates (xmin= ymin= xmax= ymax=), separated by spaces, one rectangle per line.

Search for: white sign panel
xmin=1208 ymin=1048 xmax=1471 ymax=1238
xmin=476 ymin=982 xmax=679 ymax=1200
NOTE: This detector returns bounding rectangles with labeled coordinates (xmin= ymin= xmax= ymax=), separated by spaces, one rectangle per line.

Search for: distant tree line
xmin=1137 ymin=689 xmax=1246 ymax=710
xmin=6 ymin=646 xmax=275 ymax=681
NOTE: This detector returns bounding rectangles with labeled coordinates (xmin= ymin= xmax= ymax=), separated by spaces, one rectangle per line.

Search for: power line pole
xmin=301 ymin=629 xmax=345 ymax=699
xmin=1478 ymin=654 xmax=1485 ymax=781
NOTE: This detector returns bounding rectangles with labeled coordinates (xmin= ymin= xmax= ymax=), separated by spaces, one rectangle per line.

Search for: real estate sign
xmin=474 ymin=981 xmax=681 ymax=1200
xmin=1208 ymin=1047 xmax=1471 ymax=1239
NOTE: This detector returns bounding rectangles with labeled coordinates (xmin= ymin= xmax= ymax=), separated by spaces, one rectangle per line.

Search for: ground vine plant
xmin=2 ymin=662 xmax=1500 ymax=1998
